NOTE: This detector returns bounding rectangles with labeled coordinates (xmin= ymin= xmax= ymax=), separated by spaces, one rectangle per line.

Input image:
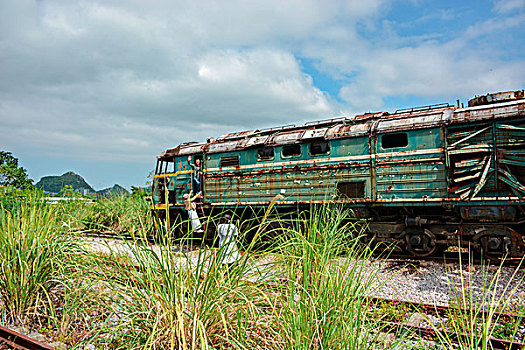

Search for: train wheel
xmin=473 ymin=226 xmax=523 ymax=260
xmin=404 ymin=228 xmax=439 ymax=257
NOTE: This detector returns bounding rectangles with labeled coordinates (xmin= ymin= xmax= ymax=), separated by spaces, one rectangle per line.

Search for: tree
xmin=0 ymin=151 xmax=34 ymax=189
xmin=59 ymin=185 xmax=75 ymax=197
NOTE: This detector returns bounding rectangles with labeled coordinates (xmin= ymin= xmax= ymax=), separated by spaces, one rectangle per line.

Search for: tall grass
xmin=270 ymin=205 xmax=390 ymax=350
xmin=78 ymin=194 xmax=153 ymax=235
xmin=79 ymin=204 xmax=402 ymax=349
xmin=0 ymin=196 xmax=81 ymax=324
xmin=11 ymin=194 xmax=524 ymax=349
xmin=85 ymin=220 xmax=273 ymax=349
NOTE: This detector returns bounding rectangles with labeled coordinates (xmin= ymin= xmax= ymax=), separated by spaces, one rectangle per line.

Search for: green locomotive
xmin=152 ymin=90 xmax=525 ymax=258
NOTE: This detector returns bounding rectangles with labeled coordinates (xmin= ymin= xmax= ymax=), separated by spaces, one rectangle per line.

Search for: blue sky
xmin=1 ymin=0 xmax=524 ymax=190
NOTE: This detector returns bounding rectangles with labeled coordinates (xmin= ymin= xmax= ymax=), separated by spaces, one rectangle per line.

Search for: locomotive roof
xmin=158 ymin=91 xmax=524 ymax=159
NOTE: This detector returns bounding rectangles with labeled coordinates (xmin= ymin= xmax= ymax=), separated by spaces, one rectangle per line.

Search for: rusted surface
xmin=302 ymin=127 xmax=329 ymax=139
xmin=376 ymin=109 xmax=447 ymax=133
xmin=325 ymin=121 xmax=372 ymax=139
xmin=452 ymin=100 xmax=524 ymax=125
xmin=206 ymin=139 xmax=242 ymax=154
xmin=0 ymin=325 xmax=54 ymax=350
xmin=267 ymin=129 xmax=305 ymax=145
xmin=243 ymin=135 xmax=269 ymax=148
xmin=159 ymin=142 xmax=206 ymax=159
xmin=469 ymin=90 xmax=524 ymax=107
xmin=158 ymin=92 xmax=524 ymax=159
xmin=216 ymin=129 xmax=258 ymax=141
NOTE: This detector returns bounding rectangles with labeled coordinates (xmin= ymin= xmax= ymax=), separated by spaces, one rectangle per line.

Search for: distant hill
xmin=96 ymin=184 xmax=129 ymax=197
xmin=36 ymin=171 xmax=95 ymax=194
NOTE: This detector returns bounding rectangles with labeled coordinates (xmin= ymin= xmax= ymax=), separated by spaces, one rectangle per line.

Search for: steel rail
xmin=371 ymin=297 xmax=524 ymax=349
xmin=378 ymin=320 xmax=524 ymax=350
xmin=382 ymin=252 xmax=524 ymax=267
xmin=369 ymin=296 xmax=524 ymax=324
xmin=0 ymin=325 xmax=53 ymax=350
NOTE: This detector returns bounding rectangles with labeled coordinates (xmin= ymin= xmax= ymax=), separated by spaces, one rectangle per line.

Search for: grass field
xmin=0 ymin=192 xmax=523 ymax=349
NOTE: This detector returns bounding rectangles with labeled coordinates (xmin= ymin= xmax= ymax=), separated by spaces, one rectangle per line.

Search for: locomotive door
xmin=191 ymin=154 xmax=205 ymax=200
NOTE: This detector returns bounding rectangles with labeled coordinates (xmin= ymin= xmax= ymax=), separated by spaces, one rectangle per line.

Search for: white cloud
xmin=493 ymin=0 xmax=525 ymax=13
xmin=0 ymin=0 xmax=523 ymax=187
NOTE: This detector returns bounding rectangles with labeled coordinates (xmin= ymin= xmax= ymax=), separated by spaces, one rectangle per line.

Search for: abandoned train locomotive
xmin=152 ymin=90 xmax=525 ymax=258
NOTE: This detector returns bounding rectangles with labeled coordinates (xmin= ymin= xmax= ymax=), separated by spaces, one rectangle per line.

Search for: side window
xmin=158 ymin=161 xmax=166 ymax=174
xmin=310 ymin=141 xmax=330 ymax=155
xmin=381 ymin=133 xmax=408 ymax=149
xmin=220 ymin=156 xmax=239 ymax=167
xmin=257 ymin=147 xmax=274 ymax=160
xmin=282 ymin=144 xmax=301 ymax=157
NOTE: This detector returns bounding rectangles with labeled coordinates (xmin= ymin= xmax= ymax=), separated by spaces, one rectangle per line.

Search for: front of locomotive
xmin=151 ymin=142 xmax=204 ymax=221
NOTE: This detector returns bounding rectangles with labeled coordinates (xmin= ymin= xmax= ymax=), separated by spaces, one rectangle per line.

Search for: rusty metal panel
xmin=204 ymin=159 xmax=372 ymax=204
xmin=268 ymin=130 xmax=305 ymax=145
xmin=207 ymin=140 xmax=242 ymax=154
xmin=451 ymin=100 xmax=524 ymax=125
xmin=243 ymin=135 xmax=269 ymax=148
xmin=216 ymin=129 xmax=258 ymax=141
xmin=302 ymin=127 xmax=328 ymax=139
xmin=376 ymin=161 xmax=447 ymax=200
xmin=353 ymin=112 xmax=387 ymax=121
xmin=376 ymin=112 xmax=444 ymax=133
xmin=446 ymin=121 xmax=497 ymax=199
xmin=325 ymin=122 xmax=371 ymax=139
xmin=159 ymin=142 xmax=206 ymax=158
xmin=468 ymin=90 xmax=524 ymax=107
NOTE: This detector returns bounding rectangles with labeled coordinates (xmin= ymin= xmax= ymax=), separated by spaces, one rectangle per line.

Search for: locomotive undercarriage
xmin=157 ymin=202 xmax=525 ymax=260
xmin=364 ymin=207 xmax=525 ymax=259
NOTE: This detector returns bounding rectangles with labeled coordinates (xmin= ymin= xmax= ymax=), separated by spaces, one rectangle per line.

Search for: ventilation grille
xmin=220 ymin=156 xmax=239 ymax=167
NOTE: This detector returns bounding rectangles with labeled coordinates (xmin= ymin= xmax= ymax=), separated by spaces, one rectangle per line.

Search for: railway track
xmin=0 ymin=325 xmax=53 ymax=350
xmin=376 ymin=249 xmax=525 ymax=267
xmin=378 ymin=320 xmax=524 ymax=349
xmin=81 ymin=229 xmax=524 ymax=268
xmin=370 ymin=296 xmax=525 ymax=349
xmin=82 ymin=230 xmax=154 ymax=241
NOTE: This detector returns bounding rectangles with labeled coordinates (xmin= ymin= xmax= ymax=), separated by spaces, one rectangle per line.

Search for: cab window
xmin=310 ymin=141 xmax=330 ymax=155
